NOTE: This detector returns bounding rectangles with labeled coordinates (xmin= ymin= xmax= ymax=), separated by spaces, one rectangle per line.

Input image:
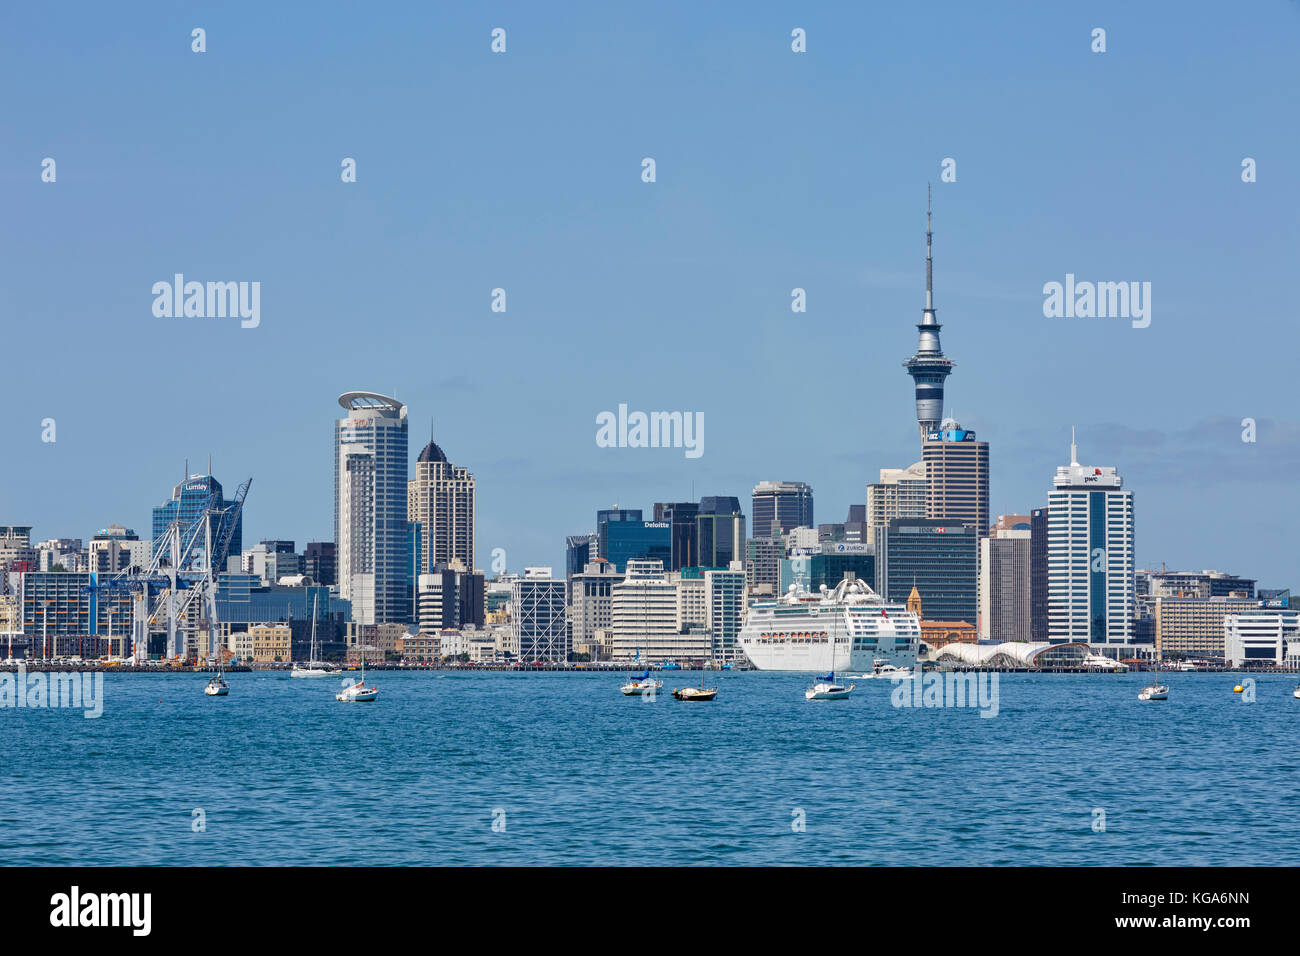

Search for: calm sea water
xmin=1 ymin=670 xmax=1296 ymax=866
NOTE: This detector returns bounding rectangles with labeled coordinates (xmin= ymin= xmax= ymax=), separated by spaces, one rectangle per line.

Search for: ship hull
xmin=737 ymin=641 xmax=914 ymax=672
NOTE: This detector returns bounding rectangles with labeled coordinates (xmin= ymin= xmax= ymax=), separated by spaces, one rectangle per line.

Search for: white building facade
xmin=1046 ymin=436 xmax=1135 ymax=646
xmin=1226 ymin=610 xmax=1300 ymax=668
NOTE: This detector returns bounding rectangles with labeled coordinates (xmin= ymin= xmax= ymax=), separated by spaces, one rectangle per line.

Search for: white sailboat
xmin=336 ymin=641 xmax=379 ymax=702
xmin=806 ymin=631 xmax=854 ymax=700
xmin=1139 ymin=649 xmax=1169 ymax=701
xmin=205 ymin=659 xmax=229 ymax=696
xmin=291 ymin=595 xmax=336 ymax=678
xmin=621 ymin=668 xmax=663 ymax=697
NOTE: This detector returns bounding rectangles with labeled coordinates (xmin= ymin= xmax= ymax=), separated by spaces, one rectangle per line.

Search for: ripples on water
xmin=1 ymin=671 xmax=1295 ymax=865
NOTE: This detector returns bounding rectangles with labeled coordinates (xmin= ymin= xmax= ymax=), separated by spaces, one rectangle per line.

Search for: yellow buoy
xmin=1233 ymin=685 xmax=1244 ymax=693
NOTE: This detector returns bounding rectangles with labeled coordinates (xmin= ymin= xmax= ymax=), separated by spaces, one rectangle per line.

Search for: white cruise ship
xmin=738 ymin=576 xmax=921 ymax=672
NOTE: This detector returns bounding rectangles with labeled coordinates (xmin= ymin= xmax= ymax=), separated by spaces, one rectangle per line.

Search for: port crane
xmin=82 ymin=478 xmax=250 ymax=663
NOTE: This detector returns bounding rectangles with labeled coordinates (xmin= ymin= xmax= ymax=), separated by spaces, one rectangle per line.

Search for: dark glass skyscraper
xmin=601 ymin=521 xmax=670 ymax=573
xmin=1029 ymin=508 xmax=1049 ymax=641
xmin=697 ymin=496 xmax=745 ymax=569
xmin=304 ymin=541 xmax=337 ymax=587
xmin=878 ymin=518 xmax=977 ymax=625
xmin=653 ymin=501 xmax=700 ymax=570
xmin=751 ymin=481 xmax=813 ymax=536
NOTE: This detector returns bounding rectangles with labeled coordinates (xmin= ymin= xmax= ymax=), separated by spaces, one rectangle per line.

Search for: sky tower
xmin=902 ymin=186 xmax=955 ymax=442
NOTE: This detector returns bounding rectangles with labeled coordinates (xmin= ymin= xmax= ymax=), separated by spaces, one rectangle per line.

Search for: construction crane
xmin=82 ymin=478 xmax=251 ymax=663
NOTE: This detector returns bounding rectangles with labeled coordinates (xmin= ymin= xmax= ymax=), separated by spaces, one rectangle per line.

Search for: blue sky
xmin=2 ymin=1 xmax=1297 ymax=586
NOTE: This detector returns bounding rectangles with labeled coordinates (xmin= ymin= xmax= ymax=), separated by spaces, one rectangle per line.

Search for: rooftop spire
xmin=925 ymin=182 xmax=934 ymax=312
xmin=1070 ymin=427 xmax=1078 ymax=467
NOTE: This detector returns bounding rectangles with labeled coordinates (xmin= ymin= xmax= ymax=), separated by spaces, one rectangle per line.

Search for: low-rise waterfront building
xmin=1155 ymin=595 xmax=1261 ymax=661
xmin=1225 ymin=610 xmax=1300 ymax=668
xmin=248 ymin=623 xmax=291 ymax=663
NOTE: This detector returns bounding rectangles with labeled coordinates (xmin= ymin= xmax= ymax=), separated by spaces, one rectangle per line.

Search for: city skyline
xmin=2 ymin=3 xmax=1296 ymax=586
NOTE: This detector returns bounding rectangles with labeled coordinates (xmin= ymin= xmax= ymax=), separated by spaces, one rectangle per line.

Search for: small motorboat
xmin=854 ymin=660 xmax=914 ymax=680
xmin=1293 ymin=684 xmax=1300 ymax=700
xmin=1138 ymin=683 xmax=1169 ymax=701
xmin=805 ymin=672 xmax=855 ymax=700
xmin=204 ymin=674 xmax=229 ymax=697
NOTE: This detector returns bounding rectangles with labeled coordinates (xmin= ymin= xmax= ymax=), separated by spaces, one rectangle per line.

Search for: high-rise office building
xmin=417 ymin=565 xmax=485 ymax=631
xmin=609 ymin=560 xmax=692 ymax=661
xmin=564 ymin=533 xmax=593 ymax=601
xmin=653 ymin=501 xmax=700 ymax=571
xmin=593 ymin=507 xmax=642 ymax=562
xmin=152 ymin=471 xmax=243 ymax=563
xmin=1046 ymin=434 xmax=1135 ymax=646
xmin=922 ymin=420 xmax=990 ymax=534
xmin=902 ymin=189 xmax=955 ymax=442
xmin=408 ymin=427 xmax=476 ymax=577
xmin=877 ymin=518 xmax=978 ymax=626
xmin=570 ymin=559 xmax=623 ymax=655
xmin=745 ymin=536 xmax=783 ymax=600
xmin=304 ymin=542 xmax=337 ymax=586
xmin=979 ymin=529 xmax=1031 ymax=641
xmin=510 ymin=567 xmax=567 ymax=663
xmin=334 ymin=391 xmax=411 ymax=626
xmin=697 ymin=496 xmax=746 ymax=569
xmin=600 ymin=519 xmax=671 ymax=573
xmin=703 ymin=565 xmax=746 ymax=663
xmin=1029 ymin=508 xmax=1049 ymax=641
xmin=751 ymin=481 xmax=813 ymax=537
xmin=866 ymin=463 xmax=927 ymax=546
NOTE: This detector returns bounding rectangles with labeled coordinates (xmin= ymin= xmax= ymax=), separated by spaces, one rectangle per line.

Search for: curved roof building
xmin=334 ymin=391 xmax=410 ymax=625
xmin=929 ymin=641 xmax=1126 ymax=670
